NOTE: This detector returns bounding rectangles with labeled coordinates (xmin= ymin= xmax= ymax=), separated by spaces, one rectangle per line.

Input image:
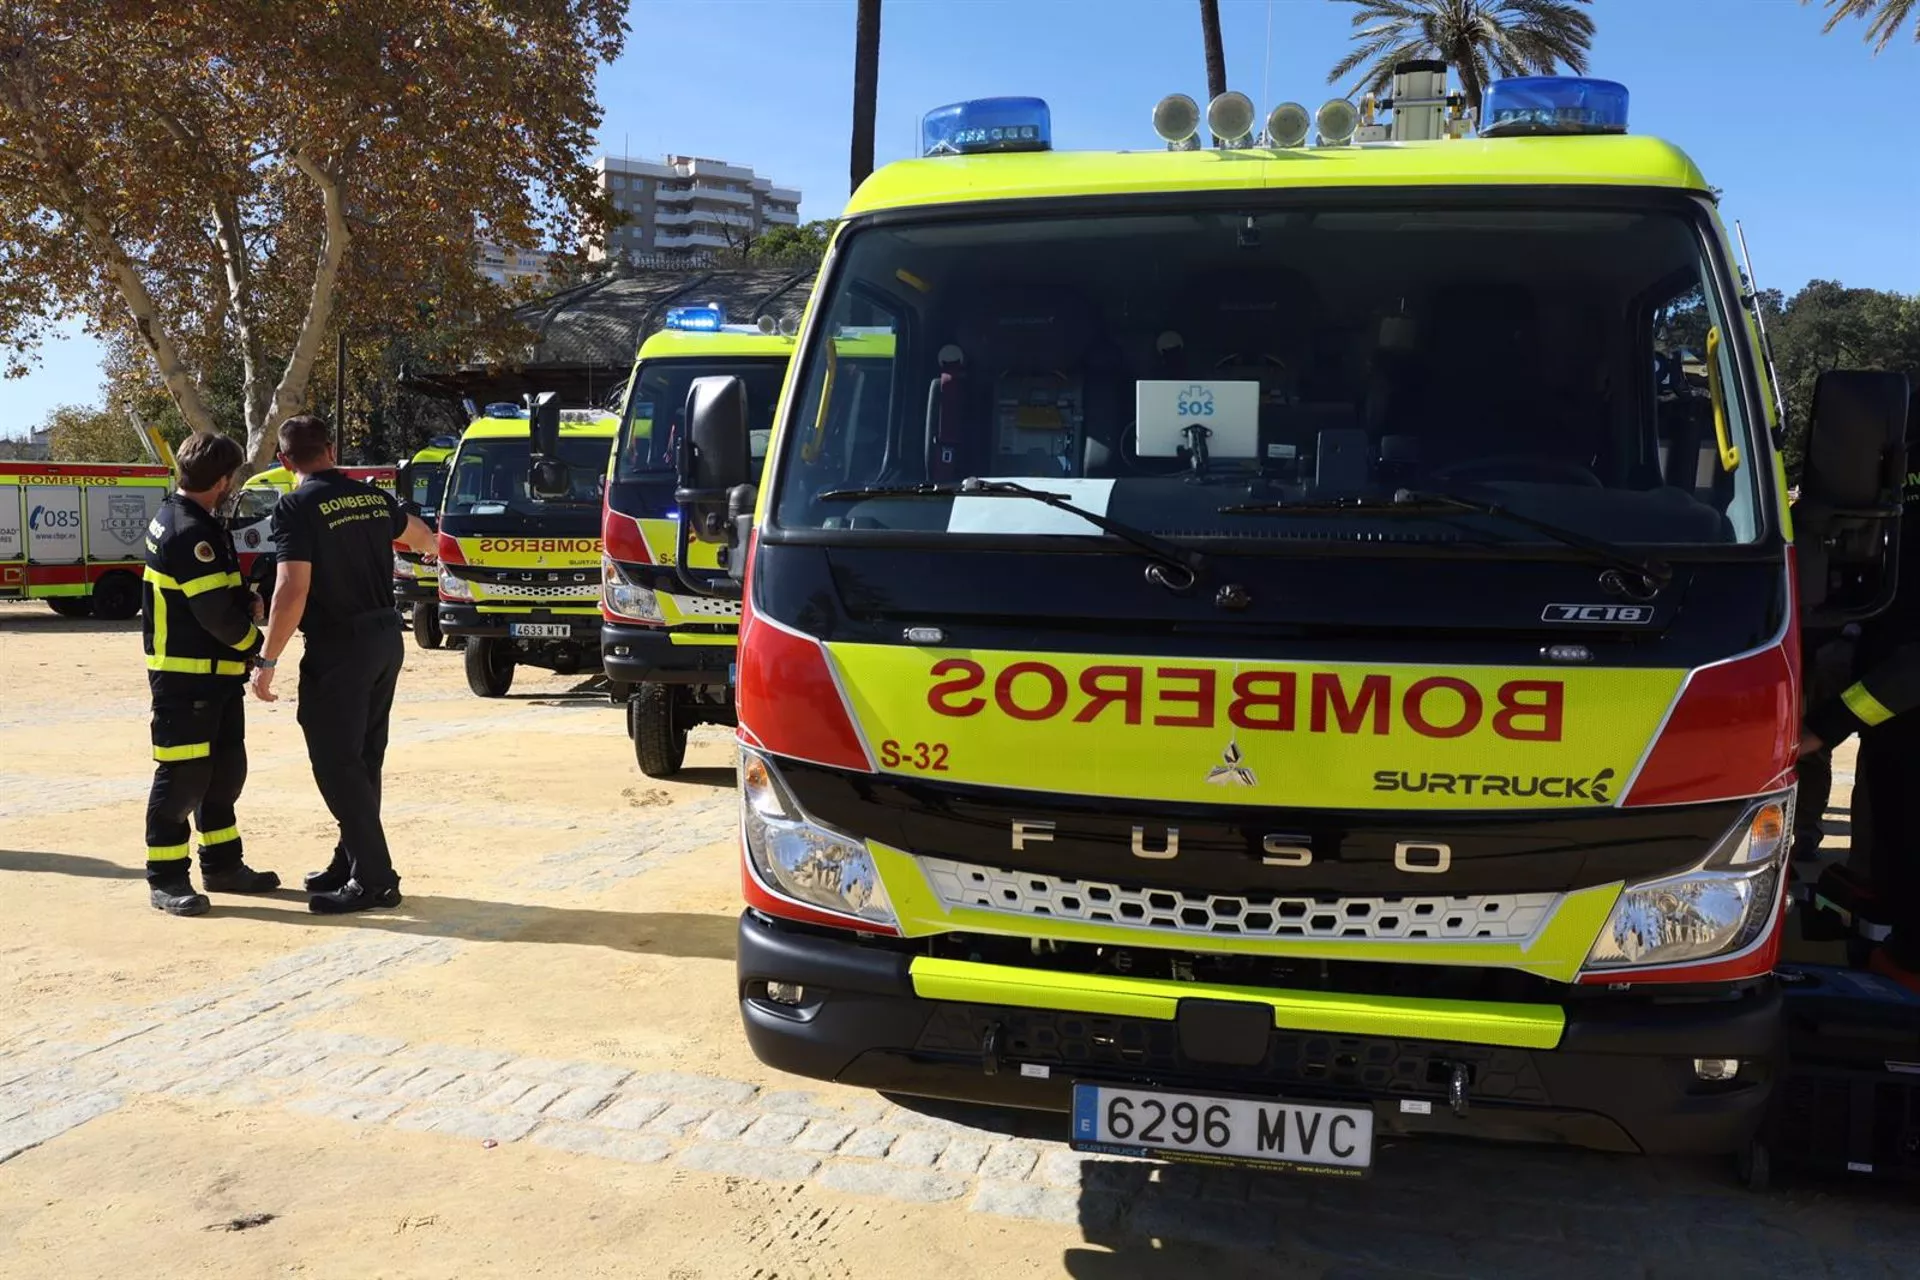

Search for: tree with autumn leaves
xmin=0 ymin=1 xmax=627 ymax=466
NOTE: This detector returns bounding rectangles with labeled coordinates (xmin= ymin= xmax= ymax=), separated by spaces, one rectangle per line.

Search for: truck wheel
xmin=412 ymin=601 xmax=444 ymax=650
xmin=47 ymin=597 xmax=94 ymax=619
xmin=465 ymin=636 xmax=515 ymax=697
xmin=629 ymin=684 xmax=687 ymax=777
xmin=91 ymin=572 xmax=141 ymax=621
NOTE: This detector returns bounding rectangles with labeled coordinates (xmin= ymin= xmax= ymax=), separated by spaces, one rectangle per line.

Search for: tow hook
xmin=981 ymin=1020 xmax=1004 ymax=1076
xmin=1447 ymin=1062 xmax=1471 ymax=1118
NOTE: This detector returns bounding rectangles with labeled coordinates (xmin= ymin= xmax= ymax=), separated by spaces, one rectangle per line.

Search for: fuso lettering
xmin=926 ymin=659 xmax=1564 ymax=742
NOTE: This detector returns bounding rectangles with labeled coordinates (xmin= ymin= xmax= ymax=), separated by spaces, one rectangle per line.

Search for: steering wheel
xmin=1429 ymin=455 xmax=1604 ymax=487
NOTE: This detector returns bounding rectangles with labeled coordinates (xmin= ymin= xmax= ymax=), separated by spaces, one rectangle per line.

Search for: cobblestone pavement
xmin=1 ymin=613 xmax=1911 ymax=1278
xmin=6 ymin=926 xmax=1916 ymax=1278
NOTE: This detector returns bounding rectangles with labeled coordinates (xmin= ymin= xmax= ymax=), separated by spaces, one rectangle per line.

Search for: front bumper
xmin=439 ymin=601 xmax=603 ymax=649
xmin=394 ymin=576 xmax=437 ymax=605
xmin=736 ymin=910 xmax=1782 ymax=1157
xmin=602 ymin=619 xmax=734 ymax=686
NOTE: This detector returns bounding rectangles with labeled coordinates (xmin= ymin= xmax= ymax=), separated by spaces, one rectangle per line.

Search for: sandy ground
xmin=0 ymin=602 xmax=1902 ymax=1280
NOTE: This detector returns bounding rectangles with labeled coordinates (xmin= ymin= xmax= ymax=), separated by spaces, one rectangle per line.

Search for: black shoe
xmin=303 ymin=867 xmax=351 ymax=894
xmin=202 ymin=864 xmax=282 ymax=894
xmin=309 ymin=879 xmax=402 ymax=915
xmin=150 ymin=882 xmax=210 ymax=917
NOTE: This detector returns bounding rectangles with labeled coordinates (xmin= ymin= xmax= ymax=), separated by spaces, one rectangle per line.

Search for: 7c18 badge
xmin=193 ymin=541 xmax=217 ymax=562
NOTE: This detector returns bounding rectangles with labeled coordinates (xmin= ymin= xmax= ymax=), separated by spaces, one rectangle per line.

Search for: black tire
xmin=46 ymin=597 xmax=94 ymax=619
xmin=91 ymin=572 xmax=141 ymax=621
xmin=629 ymin=684 xmax=687 ymax=778
xmin=412 ymin=600 xmax=444 ymax=650
xmin=1735 ymin=1139 xmax=1771 ymax=1193
xmin=465 ymin=636 xmax=515 ymax=697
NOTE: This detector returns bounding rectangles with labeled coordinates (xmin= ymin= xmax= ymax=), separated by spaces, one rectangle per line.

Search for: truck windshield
xmin=772 ymin=202 xmax=1767 ymax=550
xmin=409 ymin=462 xmax=447 ymax=516
xmin=615 ymin=359 xmax=787 ymax=478
xmin=445 ymin=436 xmax=611 ymax=515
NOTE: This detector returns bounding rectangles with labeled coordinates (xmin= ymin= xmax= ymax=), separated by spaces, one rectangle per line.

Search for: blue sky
xmin=9 ymin=0 xmax=1917 ymax=437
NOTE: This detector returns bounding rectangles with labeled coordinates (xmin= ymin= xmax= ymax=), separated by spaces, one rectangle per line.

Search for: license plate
xmin=1070 ymin=1083 xmax=1373 ymax=1177
xmin=509 ymin=623 xmax=570 ymax=639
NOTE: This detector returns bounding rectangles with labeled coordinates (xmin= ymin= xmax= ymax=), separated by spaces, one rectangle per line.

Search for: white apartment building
xmin=589 ymin=154 xmax=801 ymax=260
xmin=477 ymin=242 xmax=554 ymax=287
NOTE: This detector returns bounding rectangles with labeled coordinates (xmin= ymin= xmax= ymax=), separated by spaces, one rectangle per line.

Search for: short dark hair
xmin=277 ymin=414 xmax=333 ymax=467
xmin=175 ymin=431 xmax=244 ymax=492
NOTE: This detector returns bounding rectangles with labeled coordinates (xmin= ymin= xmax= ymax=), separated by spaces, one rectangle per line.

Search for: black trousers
xmin=146 ymin=684 xmax=248 ymax=886
xmin=1854 ymin=710 xmax=1920 ymax=967
xmin=298 ymin=618 xmax=405 ymax=890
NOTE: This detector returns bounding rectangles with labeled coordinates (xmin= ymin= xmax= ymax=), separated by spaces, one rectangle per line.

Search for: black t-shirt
xmin=271 ymin=469 xmax=407 ymax=632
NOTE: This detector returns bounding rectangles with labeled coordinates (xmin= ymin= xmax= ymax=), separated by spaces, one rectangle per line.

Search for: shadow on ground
xmin=1052 ymin=1136 xmax=1920 ymax=1277
xmin=211 ymin=894 xmax=736 ymax=961
xmin=0 ymin=612 xmax=142 ymax=635
xmin=0 ymin=848 xmax=147 ymax=879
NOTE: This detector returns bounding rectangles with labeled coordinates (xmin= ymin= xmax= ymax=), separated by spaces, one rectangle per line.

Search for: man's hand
xmin=250 ymin=590 xmax=266 ymax=623
xmin=251 ymin=665 xmax=278 ymax=703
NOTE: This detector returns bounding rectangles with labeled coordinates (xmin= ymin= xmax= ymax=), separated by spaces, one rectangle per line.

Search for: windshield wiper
xmin=1218 ymin=487 xmax=1672 ymax=595
xmin=817 ymin=477 xmax=1203 ymax=591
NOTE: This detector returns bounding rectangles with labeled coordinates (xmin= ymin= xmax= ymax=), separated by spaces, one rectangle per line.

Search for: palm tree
xmin=1326 ymin=0 xmax=1596 ymax=121
xmin=850 ymin=0 xmax=882 ymax=195
xmin=1806 ymin=0 xmax=1918 ymax=52
xmin=1199 ymin=0 xmax=1227 ymax=100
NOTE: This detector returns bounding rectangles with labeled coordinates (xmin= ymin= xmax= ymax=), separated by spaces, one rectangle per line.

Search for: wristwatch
xmin=256 ymin=656 xmax=277 ymax=670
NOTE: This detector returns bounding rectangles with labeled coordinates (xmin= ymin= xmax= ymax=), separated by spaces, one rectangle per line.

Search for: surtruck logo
xmin=1373 ymin=766 xmax=1617 ymax=803
xmin=102 ymin=493 xmax=148 ymax=547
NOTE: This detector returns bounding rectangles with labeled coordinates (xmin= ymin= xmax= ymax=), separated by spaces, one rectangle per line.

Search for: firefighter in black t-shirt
xmin=141 ymin=432 xmax=281 ymax=915
xmin=250 ymin=415 xmax=436 ymax=914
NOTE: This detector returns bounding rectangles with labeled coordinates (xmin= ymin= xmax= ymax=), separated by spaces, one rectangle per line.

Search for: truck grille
xmin=918 ymin=856 xmax=1559 ymax=943
xmin=662 ymin=591 xmax=739 ymax=619
xmin=467 ymin=578 xmax=599 ymax=603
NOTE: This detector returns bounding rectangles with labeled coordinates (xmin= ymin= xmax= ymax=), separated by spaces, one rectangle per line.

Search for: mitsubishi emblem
xmin=1206 ymin=740 xmax=1256 ymax=787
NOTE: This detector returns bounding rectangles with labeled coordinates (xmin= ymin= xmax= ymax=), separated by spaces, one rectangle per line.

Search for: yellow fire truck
xmin=671 ymin=74 xmax=1908 ymax=1177
xmin=436 ymin=403 xmax=617 ymax=696
xmin=603 ymin=309 xmax=894 ymax=776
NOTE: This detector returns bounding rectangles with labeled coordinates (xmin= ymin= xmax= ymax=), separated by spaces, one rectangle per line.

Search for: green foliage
xmin=1765 ymin=281 xmax=1920 ymax=480
xmin=40 ymin=401 xmax=191 ymax=463
xmin=748 ymin=221 xmax=835 ymax=268
xmin=1327 ymin=0 xmax=1596 ymax=114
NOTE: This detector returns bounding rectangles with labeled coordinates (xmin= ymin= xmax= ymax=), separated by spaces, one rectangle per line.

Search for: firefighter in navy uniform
xmin=142 ymin=432 xmax=282 ymax=915
xmin=251 ymin=415 xmax=437 ymax=914
xmin=1801 ymin=389 xmax=1920 ymax=990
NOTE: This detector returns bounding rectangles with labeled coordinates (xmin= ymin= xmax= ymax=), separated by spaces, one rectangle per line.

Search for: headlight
xmin=602 ymin=554 xmax=663 ymax=623
xmin=740 ymin=748 xmax=895 ymax=929
xmin=438 ymin=567 xmax=473 ymax=601
xmin=1583 ymin=794 xmax=1791 ymax=973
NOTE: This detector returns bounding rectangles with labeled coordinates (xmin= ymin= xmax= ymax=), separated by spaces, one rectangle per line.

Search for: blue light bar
xmin=1480 ymin=77 xmax=1629 ymax=138
xmin=483 ymin=402 xmax=525 ymax=419
xmin=665 ymin=304 xmax=725 ymax=332
xmin=921 ymin=97 xmax=1052 ymax=158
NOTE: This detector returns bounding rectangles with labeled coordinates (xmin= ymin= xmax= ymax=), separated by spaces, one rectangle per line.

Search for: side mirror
xmin=675 ymin=376 xmax=753 ymax=546
xmin=527 ymin=390 xmax=561 ymax=460
xmin=1796 ymin=371 xmax=1909 ymax=627
xmin=529 ymin=457 xmax=571 ymax=502
xmin=395 ymin=459 xmax=416 ymax=509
